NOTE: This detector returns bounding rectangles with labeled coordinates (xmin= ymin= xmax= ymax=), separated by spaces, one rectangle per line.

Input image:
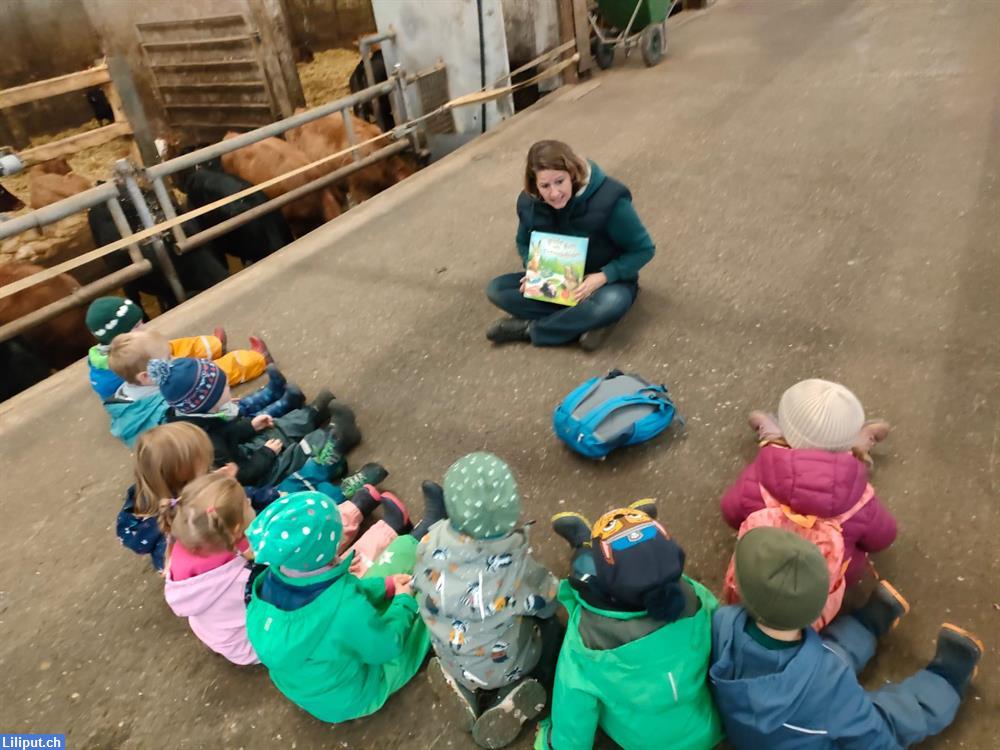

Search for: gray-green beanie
xmin=734 ymin=527 xmax=830 ymax=631
xmin=443 ymin=452 xmax=521 ymax=539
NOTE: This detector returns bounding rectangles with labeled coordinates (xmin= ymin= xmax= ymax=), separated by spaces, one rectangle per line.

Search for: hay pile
xmin=298 ymin=48 xmax=361 ymax=108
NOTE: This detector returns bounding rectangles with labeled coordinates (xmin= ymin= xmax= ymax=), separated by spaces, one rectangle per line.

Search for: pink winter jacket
xmin=164 ymin=554 xmax=259 ymax=665
xmin=720 ymin=444 xmax=897 ymax=584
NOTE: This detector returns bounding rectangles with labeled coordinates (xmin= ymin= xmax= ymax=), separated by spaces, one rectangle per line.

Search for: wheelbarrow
xmin=589 ymin=0 xmax=677 ymax=68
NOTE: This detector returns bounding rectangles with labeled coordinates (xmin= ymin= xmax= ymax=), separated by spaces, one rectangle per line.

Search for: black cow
xmin=88 ymin=191 xmax=229 ymax=312
xmin=183 ymin=168 xmax=293 ymax=265
xmin=0 ymin=337 xmax=52 ymax=402
xmin=349 ymin=48 xmax=394 ymax=133
xmin=85 ymin=88 xmax=114 ymax=125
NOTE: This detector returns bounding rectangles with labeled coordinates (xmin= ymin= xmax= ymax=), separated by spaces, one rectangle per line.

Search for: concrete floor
xmin=1 ymin=0 xmax=998 ymax=747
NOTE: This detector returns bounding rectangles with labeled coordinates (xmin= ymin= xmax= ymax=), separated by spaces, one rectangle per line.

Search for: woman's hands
xmin=572 ymin=271 xmax=607 ymax=302
xmin=519 ymin=275 xmax=527 ymax=294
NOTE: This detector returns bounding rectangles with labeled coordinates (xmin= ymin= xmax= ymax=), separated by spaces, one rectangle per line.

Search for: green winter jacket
xmin=246 ymin=553 xmax=430 ymax=723
xmin=536 ymin=578 xmax=723 ymax=750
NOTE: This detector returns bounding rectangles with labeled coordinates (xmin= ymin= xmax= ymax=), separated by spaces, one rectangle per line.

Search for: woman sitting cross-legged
xmin=485 ymin=140 xmax=655 ymax=350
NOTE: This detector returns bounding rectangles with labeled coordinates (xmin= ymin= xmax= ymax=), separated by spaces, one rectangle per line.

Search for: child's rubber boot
xmin=237 ymin=365 xmax=287 ymax=416
xmin=628 ymin=498 xmax=657 ymax=519
xmin=472 ymin=678 xmax=547 ymax=749
xmin=327 ymin=401 xmax=361 ymax=454
xmin=312 ymin=427 xmax=345 ymax=472
xmin=213 ymin=326 xmax=227 ymax=353
xmin=486 ymin=317 xmax=531 ymax=344
xmin=340 ymin=463 xmax=389 ymax=499
xmin=852 ymin=580 xmax=910 ymax=638
xmin=377 ymin=488 xmax=412 ymax=535
xmin=927 ymin=624 xmax=984 ymax=696
xmin=308 ymin=388 xmax=335 ymax=425
xmin=348 ymin=484 xmax=380 ymax=517
xmin=410 ymin=481 xmax=447 ymax=540
xmin=248 ymin=335 xmax=274 ymax=364
xmin=578 ymin=321 xmax=618 ymax=352
xmin=551 ymin=512 xmax=592 ymax=550
xmin=427 ymin=656 xmax=478 ymax=733
xmin=259 ymin=384 xmax=305 ymax=418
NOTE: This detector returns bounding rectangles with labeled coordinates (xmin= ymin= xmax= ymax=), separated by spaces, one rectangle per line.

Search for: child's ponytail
xmin=158 ymin=496 xmax=180 ymax=537
xmin=165 ymin=474 xmax=250 ymax=555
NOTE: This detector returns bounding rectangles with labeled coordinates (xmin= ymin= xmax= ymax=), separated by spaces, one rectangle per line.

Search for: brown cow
xmin=29 ymin=158 xmax=92 ymax=209
xmin=220 ymin=133 xmax=340 ymax=234
xmin=285 ymin=111 xmax=418 ymax=205
xmin=0 ymin=261 xmax=92 ymax=370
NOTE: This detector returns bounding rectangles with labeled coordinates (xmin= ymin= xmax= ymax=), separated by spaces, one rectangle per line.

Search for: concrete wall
xmin=285 ymin=0 xmax=376 ymax=50
xmin=0 ymin=0 xmax=104 ymax=148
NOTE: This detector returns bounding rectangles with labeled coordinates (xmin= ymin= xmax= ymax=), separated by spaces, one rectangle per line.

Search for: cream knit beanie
xmin=777 ymin=379 xmax=865 ymax=452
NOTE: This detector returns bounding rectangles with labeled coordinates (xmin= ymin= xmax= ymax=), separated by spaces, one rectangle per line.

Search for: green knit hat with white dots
xmin=246 ymin=491 xmax=342 ymax=574
xmin=443 ymin=452 xmax=521 ymax=539
xmin=85 ymin=296 xmax=144 ymax=345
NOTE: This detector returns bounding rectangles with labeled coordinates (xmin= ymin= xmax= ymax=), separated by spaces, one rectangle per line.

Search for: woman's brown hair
xmin=158 ymin=473 xmax=250 ymax=555
xmin=524 ymin=140 xmax=588 ymax=197
xmin=133 ymin=422 xmax=214 ymax=517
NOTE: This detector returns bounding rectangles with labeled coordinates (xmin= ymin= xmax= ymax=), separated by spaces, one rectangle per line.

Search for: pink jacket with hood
xmin=164 ymin=555 xmax=259 ymax=665
xmin=720 ymin=444 xmax=897 ymax=584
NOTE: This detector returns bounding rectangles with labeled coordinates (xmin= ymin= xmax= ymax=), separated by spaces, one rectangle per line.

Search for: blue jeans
xmin=486 ymin=272 xmax=637 ymax=346
xmin=822 ymin=614 xmax=961 ymax=746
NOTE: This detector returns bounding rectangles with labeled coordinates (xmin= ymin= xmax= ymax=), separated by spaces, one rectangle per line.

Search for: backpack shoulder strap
xmin=758 ymin=484 xmax=820 ymax=528
xmin=832 ymin=483 xmax=875 ymax=525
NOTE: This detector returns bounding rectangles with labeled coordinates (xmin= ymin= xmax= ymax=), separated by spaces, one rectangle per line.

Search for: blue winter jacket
xmin=117 ymin=485 xmax=168 ymax=572
xmin=709 ymin=606 xmax=900 ymax=750
xmin=103 ymin=394 xmax=170 ymax=448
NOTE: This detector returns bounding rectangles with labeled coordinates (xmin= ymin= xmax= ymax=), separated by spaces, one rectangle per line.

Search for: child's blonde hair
xmin=133 ymin=423 xmax=214 ymax=517
xmin=109 ymin=329 xmax=170 ymax=384
xmin=159 ymin=473 xmax=250 ymax=555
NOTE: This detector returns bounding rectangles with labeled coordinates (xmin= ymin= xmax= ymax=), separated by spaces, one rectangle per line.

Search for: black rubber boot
xmin=851 ymin=580 xmax=910 ymax=639
xmin=378 ymin=490 xmax=411 ymax=535
xmin=486 ymin=317 xmax=531 ymax=344
xmin=927 ymin=624 xmax=984 ymax=696
xmin=410 ymin=480 xmax=448 ymax=540
xmin=628 ymin=498 xmax=658 ymax=519
xmin=472 ymin=678 xmax=547 ymax=749
xmin=349 ymin=484 xmax=380 ymax=517
xmin=551 ymin=512 xmax=592 ymax=550
xmin=308 ymin=388 xmax=335 ymax=425
xmin=327 ymin=401 xmax=361 ymax=454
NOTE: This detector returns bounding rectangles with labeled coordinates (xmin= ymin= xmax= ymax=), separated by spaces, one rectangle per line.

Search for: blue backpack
xmin=553 ymin=370 xmax=681 ymax=459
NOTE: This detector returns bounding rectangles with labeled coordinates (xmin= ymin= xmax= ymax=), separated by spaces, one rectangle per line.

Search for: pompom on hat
xmin=777 ymin=378 xmax=865 ymax=452
xmin=86 ymin=296 xmax=143 ymax=345
xmin=148 ymin=357 xmax=227 ymax=415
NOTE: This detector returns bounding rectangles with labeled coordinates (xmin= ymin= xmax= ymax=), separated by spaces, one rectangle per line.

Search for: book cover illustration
xmin=523 ymin=231 xmax=589 ymax=307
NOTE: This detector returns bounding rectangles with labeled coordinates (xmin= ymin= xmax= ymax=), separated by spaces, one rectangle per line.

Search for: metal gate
xmin=137 ymin=13 xmax=280 ymax=144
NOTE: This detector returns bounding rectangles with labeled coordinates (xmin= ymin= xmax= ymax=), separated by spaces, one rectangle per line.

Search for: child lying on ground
xmin=86 ymin=295 xmax=269 ymax=400
xmin=710 ymin=527 xmax=983 ymax=749
xmin=245 ymin=487 xmax=447 ymax=723
xmin=721 ymin=379 xmax=897 ymax=593
xmin=414 ymin=452 xmax=560 ymax=750
xmin=117 ymin=421 xmax=386 ymax=572
xmin=149 ymin=356 xmax=357 ymax=486
xmin=536 ymin=504 xmax=722 ymax=750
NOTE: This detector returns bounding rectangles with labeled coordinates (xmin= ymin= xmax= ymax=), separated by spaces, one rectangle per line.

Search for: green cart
xmin=590 ymin=0 xmax=677 ymax=68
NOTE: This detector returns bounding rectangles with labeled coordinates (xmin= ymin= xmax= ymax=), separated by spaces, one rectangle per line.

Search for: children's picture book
xmin=523 ymin=231 xmax=589 ymax=307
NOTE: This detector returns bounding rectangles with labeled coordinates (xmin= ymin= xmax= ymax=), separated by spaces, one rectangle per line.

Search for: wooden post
xmin=557 ymin=0 xmax=580 ymax=84
xmin=106 ymin=56 xmax=159 ymax=167
xmin=572 ymin=0 xmax=592 ymax=73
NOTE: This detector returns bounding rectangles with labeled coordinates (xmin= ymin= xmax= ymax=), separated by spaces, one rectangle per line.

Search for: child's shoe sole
xmin=426 ymin=657 xmax=477 ymax=732
xmin=875 ymin=579 xmax=910 ymax=630
xmin=472 ymin=678 xmax=546 ymax=749
xmin=940 ymin=623 xmax=985 ymax=680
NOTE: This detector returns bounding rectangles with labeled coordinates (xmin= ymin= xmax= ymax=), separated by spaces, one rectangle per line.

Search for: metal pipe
xmin=151 ymin=176 xmax=187 ymax=244
xmin=118 ymin=161 xmax=186 ymax=303
xmin=104 ymin=197 xmax=145 ymax=265
xmin=341 ymin=109 xmax=360 ymax=162
xmin=176 ymin=140 xmax=410 ymax=255
xmin=147 ymin=78 xmax=396 ymax=180
xmin=0 ymin=182 xmax=117 ymax=240
xmin=0 ymin=260 xmax=152 ymax=344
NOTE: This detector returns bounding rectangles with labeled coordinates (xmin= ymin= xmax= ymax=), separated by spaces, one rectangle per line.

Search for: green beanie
xmin=444 ymin=452 xmax=521 ymax=539
xmin=734 ymin=527 xmax=830 ymax=631
xmin=86 ymin=296 xmax=143 ymax=345
xmin=246 ymin=491 xmax=342 ymax=574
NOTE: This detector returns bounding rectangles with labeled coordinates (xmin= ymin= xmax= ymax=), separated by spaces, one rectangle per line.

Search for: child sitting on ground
xmin=710 ymin=527 xmax=984 ymax=749
xmin=413 ymin=452 xmax=560 ymax=750
xmin=721 ymin=379 xmax=897 ymax=590
xmin=117 ymin=421 xmax=386 ymax=572
xmin=148 ymin=356 xmax=356 ymax=486
xmin=86 ymin=295 xmax=270 ymax=400
xmin=245 ymin=486 xmax=448 ymax=723
xmin=536 ymin=505 xmax=722 ymax=750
